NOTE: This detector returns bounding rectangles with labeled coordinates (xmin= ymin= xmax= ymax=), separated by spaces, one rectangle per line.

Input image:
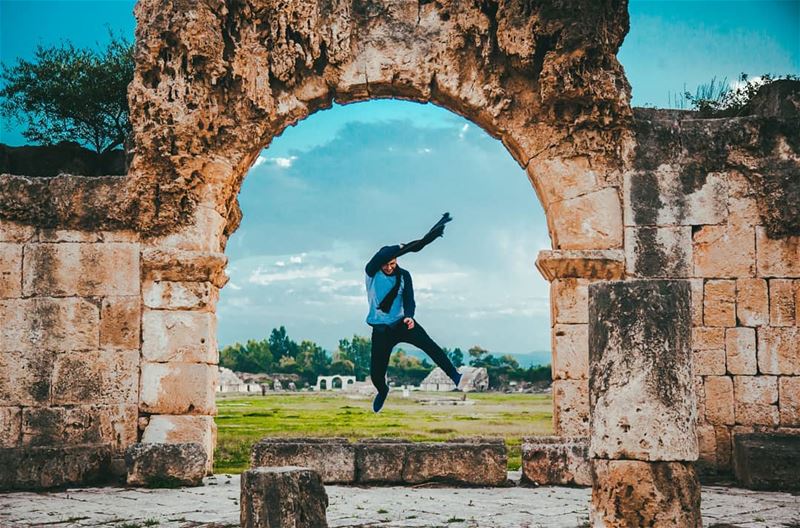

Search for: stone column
xmin=535 ymin=249 xmax=625 ymax=437
xmin=588 ymin=280 xmax=701 ymax=527
xmin=138 ymin=245 xmax=228 ymax=474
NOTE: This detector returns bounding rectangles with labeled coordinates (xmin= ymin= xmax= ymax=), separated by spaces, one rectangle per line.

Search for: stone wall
xmin=535 ymin=98 xmax=800 ymax=473
xmin=0 ymin=219 xmax=141 ymax=483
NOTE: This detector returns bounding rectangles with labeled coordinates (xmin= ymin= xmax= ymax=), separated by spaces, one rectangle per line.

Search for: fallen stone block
xmin=125 ymin=442 xmax=206 ymax=487
xmin=0 ymin=443 xmax=112 ymax=490
xmin=241 ymin=466 xmax=328 ymax=528
xmin=402 ymin=438 xmax=507 ymax=486
xmin=591 ymin=459 xmax=701 ymax=527
xmin=251 ymin=437 xmax=355 ymax=484
xmin=354 ymin=438 xmax=408 ymax=484
xmin=521 ymin=436 xmax=591 ymax=486
xmin=733 ymin=433 xmax=800 ymax=491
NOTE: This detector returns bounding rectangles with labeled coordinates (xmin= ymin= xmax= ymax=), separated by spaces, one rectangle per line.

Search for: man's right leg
xmin=370 ymin=326 xmax=395 ymax=411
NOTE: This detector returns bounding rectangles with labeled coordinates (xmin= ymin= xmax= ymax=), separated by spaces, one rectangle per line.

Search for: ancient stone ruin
xmin=0 ymin=0 xmax=798 ymax=524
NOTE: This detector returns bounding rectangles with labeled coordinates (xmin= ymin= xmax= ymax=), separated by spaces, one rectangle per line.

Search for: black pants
xmin=370 ymin=320 xmax=459 ymax=393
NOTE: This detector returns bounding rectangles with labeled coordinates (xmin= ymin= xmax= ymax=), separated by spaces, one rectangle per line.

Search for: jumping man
xmin=364 ymin=212 xmax=462 ymax=413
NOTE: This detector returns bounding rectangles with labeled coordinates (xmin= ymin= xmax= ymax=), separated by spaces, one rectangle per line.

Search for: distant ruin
xmin=0 ymin=0 xmax=798 ymax=524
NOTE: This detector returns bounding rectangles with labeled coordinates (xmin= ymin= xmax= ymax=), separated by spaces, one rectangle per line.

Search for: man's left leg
xmin=403 ymin=322 xmax=461 ymax=386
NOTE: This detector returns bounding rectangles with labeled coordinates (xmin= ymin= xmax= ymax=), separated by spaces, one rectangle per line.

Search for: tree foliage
xmin=0 ymin=28 xmax=133 ymax=153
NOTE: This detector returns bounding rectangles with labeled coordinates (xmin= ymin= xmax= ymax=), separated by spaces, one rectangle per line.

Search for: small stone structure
xmin=250 ymin=437 xmax=507 ymax=486
xmin=241 ymin=466 xmax=328 ymax=528
xmin=125 ymin=442 xmax=207 ymax=487
xmin=588 ymin=280 xmax=701 ymax=527
xmin=314 ymin=375 xmax=356 ymax=391
xmin=733 ymin=433 xmax=800 ymax=491
xmin=521 ymin=436 xmax=591 ymax=487
xmin=420 ymin=366 xmax=489 ymax=392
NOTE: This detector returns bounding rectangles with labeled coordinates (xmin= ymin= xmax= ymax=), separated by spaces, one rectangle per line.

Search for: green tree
xmin=219 ymin=338 xmax=273 ymax=373
xmin=269 ymin=326 xmax=299 ymax=361
xmin=444 ymin=347 xmax=464 ymax=368
xmin=336 ymin=335 xmax=371 ymax=380
xmin=0 ymin=29 xmax=133 ymax=153
xmin=468 ymin=345 xmax=493 ymax=367
xmin=329 ymin=359 xmax=355 ymax=376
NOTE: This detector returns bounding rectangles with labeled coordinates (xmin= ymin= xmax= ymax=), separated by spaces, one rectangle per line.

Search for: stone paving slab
xmin=1 ymin=473 xmax=798 ymax=528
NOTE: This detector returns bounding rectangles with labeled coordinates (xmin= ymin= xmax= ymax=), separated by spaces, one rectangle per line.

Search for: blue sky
xmin=1 ymin=1 xmax=798 ymax=363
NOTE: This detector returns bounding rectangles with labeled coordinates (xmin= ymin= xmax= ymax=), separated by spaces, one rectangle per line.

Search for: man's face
xmin=381 ymin=258 xmax=397 ymax=275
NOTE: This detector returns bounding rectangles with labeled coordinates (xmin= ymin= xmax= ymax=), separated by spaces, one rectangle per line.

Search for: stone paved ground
xmin=1 ymin=473 xmax=798 ymax=528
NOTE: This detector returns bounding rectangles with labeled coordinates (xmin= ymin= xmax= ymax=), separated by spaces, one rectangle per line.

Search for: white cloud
xmin=458 ymin=123 xmax=469 ymax=139
xmin=248 ymin=265 xmax=341 ymax=285
xmin=227 ymin=282 xmax=242 ymax=291
xmin=253 ymin=154 xmax=299 ymax=169
xmin=290 ymin=254 xmax=304 ymax=264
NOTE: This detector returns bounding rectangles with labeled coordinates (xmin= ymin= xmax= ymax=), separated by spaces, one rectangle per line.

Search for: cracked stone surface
xmin=1 ymin=473 xmax=798 ymax=528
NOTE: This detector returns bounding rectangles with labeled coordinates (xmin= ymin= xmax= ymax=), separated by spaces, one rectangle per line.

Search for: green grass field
xmin=213 ymin=390 xmax=554 ymax=474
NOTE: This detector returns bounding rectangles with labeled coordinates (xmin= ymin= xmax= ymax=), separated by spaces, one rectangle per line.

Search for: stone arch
xmin=331 ymin=376 xmax=343 ymax=390
xmin=128 ymin=0 xmax=634 ymax=469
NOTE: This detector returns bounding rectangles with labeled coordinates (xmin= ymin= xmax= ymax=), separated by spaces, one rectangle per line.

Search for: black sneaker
xmin=372 ymin=389 xmax=389 ymax=413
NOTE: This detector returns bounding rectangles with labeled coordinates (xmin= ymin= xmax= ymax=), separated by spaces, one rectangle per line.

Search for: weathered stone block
xmin=401 ymin=438 xmax=507 ymax=486
xmin=725 ymin=327 xmax=757 ymax=375
xmin=532 ymin=156 xmax=601 ymax=208
xmin=150 ymin=205 xmax=227 ymax=253
xmin=51 ymin=350 xmax=139 ymax=405
xmin=143 ymin=280 xmax=217 ymax=311
xmin=125 ymin=442 xmax=207 ymax=487
xmin=22 ymin=242 xmax=139 ymax=296
xmin=39 ymin=228 xmax=102 ymax=242
xmin=588 ymin=280 xmax=696 ymax=461
xmin=756 ymin=228 xmax=800 ymax=277
xmin=0 ymin=219 xmax=36 ymax=243
xmin=693 ymin=225 xmax=755 ymax=278
xmin=354 ymin=439 xmax=408 ymax=483
xmin=552 ymin=324 xmax=588 ymax=380
xmin=0 ymin=443 xmax=112 ymax=490
xmin=549 ymin=187 xmax=623 ymax=250
xmin=736 ymin=278 xmax=768 ymax=326
xmin=733 ymin=433 xmax=800 ymax=491
xmin=139 ymin=362 xmax=218 ymax=415
xmin=535 ymin=249 xmax=625 ymax=281
xmin=0 ymin=243 xmax=22 ymax=297
xmin=689 ymin=278 xmax=703 ymax=326
xmin=142 ymin=415 xmax=217 ymax=474
xmin=0 ymin=297 xmax=99 ymax=352
xmin=141 ymin=248 xmax=228 ymax=288
xmin=695 ymin=424 xmax=716 ymax=468
xmin=100 ymin=296 xmax=141 ymax=349
xmin=21 ymin=407 xmax=64 ymax=446
xmin=714 ymin=425 xmax=733 ymax=471
xmin=758 ymin=327 xmax=800 ymax=375
xmin=704 ymin=376 xmax=735 ymax=426
xmin=551 ymin=278 xmax=588 ymax=324
xmin=521 ymin=436 xmax=590 ymax=486
xmin=623 ymin=167 xmax=727 ymax=227
xmin=142 ymin=310 xmax=217 ymax=363
xmin=0 ymin=407 xmax=21 ymax=447
xmin=769 ymin=279 xmax=796 ymax=326
xmin=62 ymin=404 xmax=138 ymax=452
xmin=0 ymin=350 xmax=54 ymax=405
xmin=704 ymin=280 xmax=736 ymax=327
xmin=552 ymin=379 xmax=589 ymax=436
xmin=241 ymin=466 xmax=329 ymax=528
xmin=734 ymin=376 xmax=779 ymax=426
xmin=625 ymin=226 xmax=692 ymax=277
xmin=591 ymin=460 xmax=701 ymax=528
xmin=779 ymin=377 xmax=800 ymax=426
xmin=693 ymin=348 xmax=725 ymax=376
xmin=251 ymin=438 xmax=355 ymax=484
xmin=692 ymin=327 xmax=725 ymax=350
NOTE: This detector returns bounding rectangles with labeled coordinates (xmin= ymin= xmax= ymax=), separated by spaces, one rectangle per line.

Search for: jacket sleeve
xmin=402 ymin=269 xmax=416 ymax=318
xmin=365 ymin=244 xmax=401 ymax=277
